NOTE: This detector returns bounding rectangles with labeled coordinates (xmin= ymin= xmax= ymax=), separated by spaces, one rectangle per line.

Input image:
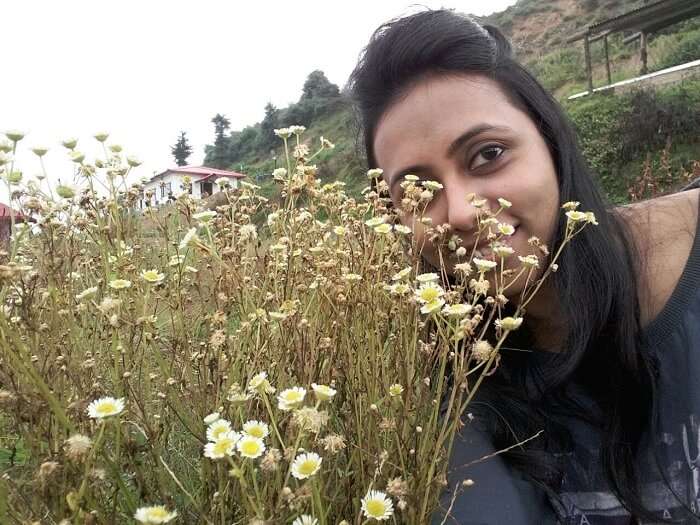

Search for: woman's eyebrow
xmin=446 ymin=123 xmax=513 ymax=157
xmin=387 ymin=124 xmax=513 ymax=188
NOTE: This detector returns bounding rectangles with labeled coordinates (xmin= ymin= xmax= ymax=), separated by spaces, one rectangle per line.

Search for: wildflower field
xmin=0 ymin=128 xmax=592 ymax=524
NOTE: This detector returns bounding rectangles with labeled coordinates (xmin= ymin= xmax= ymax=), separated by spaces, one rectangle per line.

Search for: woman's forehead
xmin=373 ymin=74 xmax=531 ymax=168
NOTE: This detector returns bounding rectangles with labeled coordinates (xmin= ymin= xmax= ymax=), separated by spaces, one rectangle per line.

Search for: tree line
xmin=169 ymin=70 xmax=343 ymax=171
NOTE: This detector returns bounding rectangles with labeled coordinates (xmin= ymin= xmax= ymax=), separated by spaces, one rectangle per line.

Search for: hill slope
xmin=202 ymin=0 xmax=700 ymax=202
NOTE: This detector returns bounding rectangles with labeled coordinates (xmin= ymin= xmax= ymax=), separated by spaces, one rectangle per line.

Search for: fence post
xmin=584 ymin=33 xmax=593 ymax=93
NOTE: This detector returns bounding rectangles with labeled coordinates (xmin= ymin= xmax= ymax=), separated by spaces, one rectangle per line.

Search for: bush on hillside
xmin=528 ymin=48 xmax=586 ymax=91
xmin=565 ymin=80 xmax=700 ymax=201
xmin=654 ymin=28 xmax=700 ymax=71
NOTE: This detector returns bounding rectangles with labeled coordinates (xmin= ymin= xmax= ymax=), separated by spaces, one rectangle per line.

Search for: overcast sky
xmin=1 ymin=0 xmax=517 ymax=199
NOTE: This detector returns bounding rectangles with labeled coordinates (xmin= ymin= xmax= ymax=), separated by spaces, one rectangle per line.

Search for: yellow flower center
xmin=298 ymin=459 xmax=318 ymax=476
xmin=213 ymin=437 xmax=234 ymax=455
xmin=418 ymin=287 xmax=439 ymax=302
xmin=147 ymin=507 xmax=169 ymax=519
xmin=284 ymin=392 xmax=303 ymax=403
xmin=240 ymin=440 xmax=260 ymax=456
xmin=96 ymin=402 xmax=116 ymax=415
xmin=211 ymin=426 xmax=227 ymax=440
xmin=366 ymin=500 xmax=386 ymax=517
xmin=247 ymin=426 xmax=264 ymax=438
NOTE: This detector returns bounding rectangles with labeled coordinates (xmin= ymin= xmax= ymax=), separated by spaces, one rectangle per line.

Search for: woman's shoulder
xmin=614 ymin=187 xmax=700 ymax=326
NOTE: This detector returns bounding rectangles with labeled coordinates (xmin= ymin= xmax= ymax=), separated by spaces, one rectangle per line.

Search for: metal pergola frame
xmin=566 ymin=0 xmax=700 ymax=93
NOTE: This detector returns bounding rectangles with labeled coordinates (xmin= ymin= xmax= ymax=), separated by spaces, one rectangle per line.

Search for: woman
xmin=348 ymin=9 xmax=700 ymax=524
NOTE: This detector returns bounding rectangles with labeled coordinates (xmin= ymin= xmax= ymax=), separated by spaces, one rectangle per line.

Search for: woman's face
xmin=373 ymin=73 xmax=560 ymax=300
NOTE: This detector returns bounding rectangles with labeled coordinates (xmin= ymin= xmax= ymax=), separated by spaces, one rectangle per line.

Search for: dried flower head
xmin=64 ymin=433 xmax=92 ymax=460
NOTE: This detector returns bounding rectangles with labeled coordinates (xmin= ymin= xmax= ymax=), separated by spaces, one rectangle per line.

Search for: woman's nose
xmin=443 ymin=182 xmax=478 ymax=233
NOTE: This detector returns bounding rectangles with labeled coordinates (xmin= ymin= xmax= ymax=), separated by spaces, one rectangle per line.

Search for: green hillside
xmin=202 ymin=0 xmax=700 ymax=203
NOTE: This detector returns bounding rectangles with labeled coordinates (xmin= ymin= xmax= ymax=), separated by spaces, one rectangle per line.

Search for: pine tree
xmin=259 ymin=102 xmax=280 ymax=151
xmin=209 ymin=114 xmax=231 ymax=169
xmin=170 ymin=131 xmax=193 ymax=167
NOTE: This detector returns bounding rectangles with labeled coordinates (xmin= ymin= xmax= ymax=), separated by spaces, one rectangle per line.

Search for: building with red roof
xmin=141 ymin=165 xmax=245 ymax=208
xmin=0 ymin=203 xmax=27 ymax=243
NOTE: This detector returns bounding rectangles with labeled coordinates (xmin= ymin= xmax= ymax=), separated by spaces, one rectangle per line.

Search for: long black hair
xmin=347 ymin=8 xmax=680 ymax=522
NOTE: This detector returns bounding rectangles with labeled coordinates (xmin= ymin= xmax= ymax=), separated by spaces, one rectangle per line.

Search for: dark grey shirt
xmin=435 ymin=187 xmax=700 ymax=524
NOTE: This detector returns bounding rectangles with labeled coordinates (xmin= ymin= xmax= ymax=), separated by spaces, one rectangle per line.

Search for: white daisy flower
xmin=565 ymin=210 xmax=587 ymax=222
xmin=492 ymin=244 xmax=514 ymax=258
xmin=391 ymin=267 xmax=412 ymax=281
xmin=497 ymin=223 xmax=516 ymax=236
xmin=518 ymin=254 xmax=540 ymax=268
xmin=415 ymin=272 xmax=439 ymax=283
xmin=311 ymin=383 xmax=337 ymax=402
xmin=292 ymin=515 xmax=318 ymax=525
xmin=420 ymin=298 xmax=445 ymax=315
xmin=108 ymin=279 xmax=131 ymax=290
xmin=422 ymin=180 xmax=443 ymax=191
xmin=248 ymin=371 xmax=275 ymax=394
xmin=76 ymin=286 xmax=98 ymax=301
xmin=373 ymin=223 xmax=392 ymax=234
xmin=141 ymin=269 xmax=165 ymax=284
xmin=442 ymin=303 xmax=471 ymax=317
xmin=87 ymin=396 xmax=125 ymax=419
xmin=192 ymin=210 xmax=217 ymax=223
xmin=206 ymin=419 xmax=233 ymax=442
xmin=273 ymin=128 xmax=292 ymax=139
xmin=168 ymin=254 xmax=185 ymax=267
xmin=291 ymin=452 xmax=322 ymax=479
xmin=472 ymin=258 xmax=497 ymax=273
xmin=179 ymin=227 xmax=200 ymax=250
xmin=203 ymin=412 xmax=220 ymax=425
xmin=134 ymin=505 xmax=178 ymax=524
xmin=204 ymin=431 xmax=240 ymax=459
xmin=495 ymin=316 xmax=524 ymax=331
xmin=414 ymin=282 xmax=444 ymax=304
xmin=237 ymin=435 xmax=266 ymax=459
xmin=361 ymin=490 xmax=394 ymax=521
xmin=364 ymin=217 xmax=385 ymax=228
xmin=242 ymin=420 xmax=269 ymax=439
xmin=277 ymin=387 xmax=306 ymax=411
xmin=389 ymin=384 xmax=404 ymax=397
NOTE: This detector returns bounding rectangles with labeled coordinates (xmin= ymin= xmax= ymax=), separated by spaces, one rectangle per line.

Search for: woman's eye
xmin=470 ymin=145 xmax=505 ymax=169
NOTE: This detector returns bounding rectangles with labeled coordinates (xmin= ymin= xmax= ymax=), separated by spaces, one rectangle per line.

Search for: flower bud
xmin=70 ymin=151 xmax=85 ymax=164
xmin=6 ymin=171 xmax=22 ymax=184
xmin=56 ymin=185 xmax=76 ymax=199
xmin=5 ymin=130 xmax=24 ymax=143
xmin=61 ymin=138 xmax=78 ymax=150
xmin=31 ymin=146 xmax=48 ymax=157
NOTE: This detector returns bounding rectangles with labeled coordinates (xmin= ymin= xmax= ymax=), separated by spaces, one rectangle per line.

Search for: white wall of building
xmin=140 ymin=171 xmax=239 ymax=209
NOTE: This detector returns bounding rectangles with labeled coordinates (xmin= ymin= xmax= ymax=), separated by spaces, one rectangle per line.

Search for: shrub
xmin=564 ymin=80 xmax=700 ymax=201
xmin=654 ymin=28 xmax=700 ymax=70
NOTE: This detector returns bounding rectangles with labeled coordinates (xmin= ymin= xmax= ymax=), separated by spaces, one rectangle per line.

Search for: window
xmin=160 ymin=182 xmax=172 ymax=198
xmin=200 ymin=181 xmax=213 ymax=197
